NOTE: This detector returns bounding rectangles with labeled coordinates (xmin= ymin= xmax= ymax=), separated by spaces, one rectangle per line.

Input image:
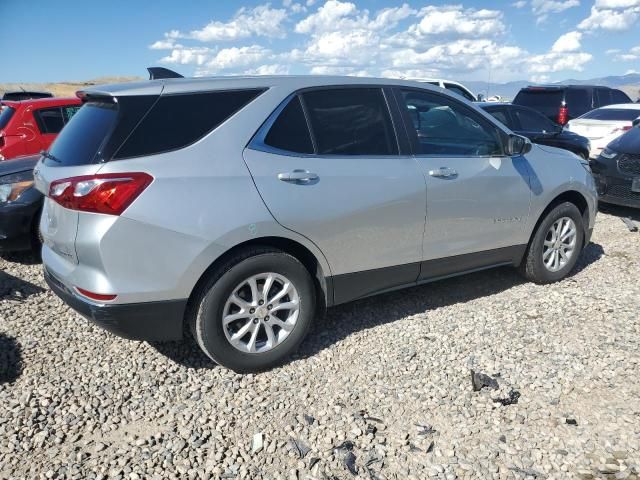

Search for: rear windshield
xmin=580 ymin=108 xmax=640 ymax=121
xmin=48 ymin=102 xmax=118 ymax=166
xmin=513 ymin=90 xmax=563 ymax=117
xmin=0 ymin=106 xmax=15 ymax=130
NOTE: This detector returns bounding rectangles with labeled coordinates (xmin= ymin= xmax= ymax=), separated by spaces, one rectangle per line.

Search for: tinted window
xmin=484 ymin=108 xmax=513 ymax=129
xmin=400 ymin=89 xmax=503 ymax=156
xmin=264 ymin=96 xmax=314 ymax=154
xmin=301 ymin=88 xmax=398 ymax=155
xmin=513 ymin=89 xmax=563 ymax=118
xmin=48 ymin=103 xmax=118 ymax=166
xmin=36 ymin=108 xmax=64 ymax=134
xmin=115 ymin=89 xmax=264 ymax=159
xmin=513 ymin=107 xmax=556 ymax=132
xmin=611 ymin=89 xmax=632 ymax=104
xmin=595 ymin=88 xmax=613 ymax=107
xmin=444 ymin=83 xmax=475 ymax=101
xmin=0 ymin=106 xmax=15 ymax=130
xmin=580 ymin=108 xmax=640 ymax=121
xmin=565 ymin=89 xmax=591 ymax=116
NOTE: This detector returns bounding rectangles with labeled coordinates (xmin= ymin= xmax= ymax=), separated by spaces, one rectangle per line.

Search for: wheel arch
xmin=527 ymin=189 xmax=590 ymax=251
xmin=185 ymin=236 xmax=331 ymax=329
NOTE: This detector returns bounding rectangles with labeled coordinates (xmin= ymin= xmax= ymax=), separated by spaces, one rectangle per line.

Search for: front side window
xmin=399 ymin=89 xmax=503 ymax=156
xmin=264 ymin=96 xmax=314 ymax=154
xmin=35 ymin=107 xmax=64 ymax=134
xmin=0 ymin=106 xmax=15 ymax=130
xmin=301 ymin=88 xmax=398 ymax=155
xmin=513 ymin=107 xmax=555 ymax=132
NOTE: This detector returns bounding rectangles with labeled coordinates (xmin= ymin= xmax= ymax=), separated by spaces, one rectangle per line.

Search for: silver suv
xmin=35 ymin=76 xmax=597 ymax=372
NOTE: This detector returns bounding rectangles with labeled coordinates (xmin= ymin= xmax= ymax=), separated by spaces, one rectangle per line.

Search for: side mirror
xmin=506 ymin=134 xmax=533 ymax=156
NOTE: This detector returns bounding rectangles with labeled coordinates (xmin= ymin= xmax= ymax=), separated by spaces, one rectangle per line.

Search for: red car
xmin=0 ymin=97 xmax=82 ymax=160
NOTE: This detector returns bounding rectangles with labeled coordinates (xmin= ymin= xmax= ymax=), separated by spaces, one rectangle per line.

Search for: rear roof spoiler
xmin=147 ymin=67 xmax=184 ymax=80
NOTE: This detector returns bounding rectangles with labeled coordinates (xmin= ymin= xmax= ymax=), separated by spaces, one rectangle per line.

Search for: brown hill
xmin=0 ymin=77 xmax=142 ymax=98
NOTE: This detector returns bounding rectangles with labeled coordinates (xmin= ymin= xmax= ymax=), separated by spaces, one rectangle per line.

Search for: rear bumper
xmin=44 ymin=267 xmax=186 ymax=341
xmin=593 ymin=174 xmax=640 ymax=208
xmin=0 ymin=200 xmax=40 ymax=252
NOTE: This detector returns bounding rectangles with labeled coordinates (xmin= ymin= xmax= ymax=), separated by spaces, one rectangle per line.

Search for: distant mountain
xmin=462 ymin=73 xmax=640 ymax=101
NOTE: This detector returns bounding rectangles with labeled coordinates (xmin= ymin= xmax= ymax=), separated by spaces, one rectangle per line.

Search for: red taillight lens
xmin=49 ymin=172 xmax=153 ymax=215
xmin=75 ymin=287 xmax=117 ymax=302
xmin=558 ymin=105 xmax=569 ymax=125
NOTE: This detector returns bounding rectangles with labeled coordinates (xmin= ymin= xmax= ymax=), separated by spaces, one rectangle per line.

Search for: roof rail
xmin=147 ymin=67 xmax=184 ymax=80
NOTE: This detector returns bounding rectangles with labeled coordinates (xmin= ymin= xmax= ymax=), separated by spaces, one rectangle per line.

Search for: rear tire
xmin=189 ymin=247 xmax=316 ymax=373
xmin=519 ymin=202 xmax=584 ymax=284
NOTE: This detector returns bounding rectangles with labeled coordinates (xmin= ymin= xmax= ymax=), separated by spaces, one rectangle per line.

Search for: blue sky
xmin=1 ymin=0 xmax=639 ymax=84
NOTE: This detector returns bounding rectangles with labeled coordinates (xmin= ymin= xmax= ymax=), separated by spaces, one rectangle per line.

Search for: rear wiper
xmin=40 ymin=150 xmax=62 ymax=163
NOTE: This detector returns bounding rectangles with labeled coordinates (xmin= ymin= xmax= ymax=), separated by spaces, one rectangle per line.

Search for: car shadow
xmin=0 ymin=269 xmax=46 ymax=301
xmin=0 ymin=333 xmax=23 ymax=384
xmin=0 ymin=250 xmax=41 ymax=266
xmin=151 ymin=241 xmax=604 ymax=370
xmin=599 ymin=203 xmax=640 ymax=222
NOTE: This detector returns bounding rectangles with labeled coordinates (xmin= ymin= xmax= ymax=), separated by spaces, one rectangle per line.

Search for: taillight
xmin=612 ymin=125 xmax=632 ymax=134
xmin=49 ymin=172 xmax=153 ymax=215
xmin=558 ymin=104 xmax=569 ymax=125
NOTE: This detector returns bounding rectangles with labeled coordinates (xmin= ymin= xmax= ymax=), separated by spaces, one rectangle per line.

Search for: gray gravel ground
xmin=1 ymin=207 xmax=639 ymax=480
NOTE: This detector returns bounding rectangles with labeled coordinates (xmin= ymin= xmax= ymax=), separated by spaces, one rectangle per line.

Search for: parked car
xmin=478 ymin=102 xmax=590 ymax=159
xmin=565 ymin=104 xmax=640 ymax=158
xmin=591 ymin=124 xmax=640 ymax=208
xmin=0 ymin=155 xmax=42 ymax=252
xmin=35 ymin=76 xmax=597 ymax=372
xmin=0 ymin=97 xmax=82 ymax=160
xmin=2 ymin=90 xmax=53 ymax=101
xmin=513 ymin=85 xmax=632 ymax=126
xmin=411 ymin=78 xmax=477 ymax=101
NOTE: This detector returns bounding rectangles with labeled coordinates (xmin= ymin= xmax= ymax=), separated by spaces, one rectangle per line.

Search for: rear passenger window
xmin=611 ymin=89 xmax=631 ymax=104
xmin=301 ymin=88 xmax=398 ymax=155
xmin=36 ymin=108 xmax=64 ymax=134
xmin=114 ymin=89 xmax=264 ymax=159
xmin=596 ymin=89 xmax=613 ymax=107
xmin=565 ymin=89 xmax=590 ymax=116
xmin=63 ymin=106 xmax=81 ymax=122
xmin=264 ymin=96 xmax=314 ymax=154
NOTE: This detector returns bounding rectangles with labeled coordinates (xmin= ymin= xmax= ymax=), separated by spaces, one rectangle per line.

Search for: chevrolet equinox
xmin=35 ymin=76 xmax=598 ymax=372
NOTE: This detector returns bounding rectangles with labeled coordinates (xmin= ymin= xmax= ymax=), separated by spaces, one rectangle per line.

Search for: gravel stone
xmin=1 ymin=208 xmax=639 ymax=479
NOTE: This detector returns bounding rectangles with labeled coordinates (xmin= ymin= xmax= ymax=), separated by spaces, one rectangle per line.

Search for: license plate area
xmin=632 ymin=178 xmax=640 ymax=193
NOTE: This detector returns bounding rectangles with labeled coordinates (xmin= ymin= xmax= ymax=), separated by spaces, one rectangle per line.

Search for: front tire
xmin=190 ymin=247 xmax=316 ymax=373
xmin=519 ymin=202 xmax=585 ymax=284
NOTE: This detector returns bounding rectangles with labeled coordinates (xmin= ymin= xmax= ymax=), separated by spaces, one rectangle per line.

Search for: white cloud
xmin=528 ymin=51 xmax=593 ymax=73
xmin=160 ymin=46 xmax=213 ymax=66
xmin=177 ymin=5 xmax=288 ymax=42
xmin=551 ymin=31 xmax=582 ymax=52
xmin=610 ymin=45 xmax=640 ymax=61
xmin=149 ymin=39 xmax=176 ymax=50
xmin=205 ymin=45 xmax=272 ymax=73
xmin=531 ymin=0 xmax=580 ymax=22
xmin=530 ymin=74 xmax=551 ymax=83
xmin=512 ymin=1 xmax=527 ymax=7
xmin=409 ymin=5 xmax=505 ymax=38
xmin=578 ymin=0 xmax=640 ymax=31
xmin=244 ymin=64 xmax=290 ymax=75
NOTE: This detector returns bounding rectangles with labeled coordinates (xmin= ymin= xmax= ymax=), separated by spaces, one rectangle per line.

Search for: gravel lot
xmin=1 ymin=207 xmax=639 ymax=480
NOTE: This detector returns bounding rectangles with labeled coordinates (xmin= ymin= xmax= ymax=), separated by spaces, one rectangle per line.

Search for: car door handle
xmin=277 ymin=170 xmax=319 ymax=183
xmin=428 ymin=167 xmax=458 ymax=178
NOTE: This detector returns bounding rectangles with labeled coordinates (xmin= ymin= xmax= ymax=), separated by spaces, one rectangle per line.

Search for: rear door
xmin=513 ymin=88 xmax=564 ymax=123
xmin=395 ymin=87 xmax=531 ymax=277
xmin=244 ymin=87 xmax=427 ymax=303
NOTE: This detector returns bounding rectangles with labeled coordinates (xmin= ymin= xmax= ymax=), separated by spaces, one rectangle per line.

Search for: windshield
xmin=580 ymin=108 xmax=640 ymax=121
xmin=0 ymin=106 xmax=15 ymax=130
xmin=47 ymin=102 xmax=118 ymax=166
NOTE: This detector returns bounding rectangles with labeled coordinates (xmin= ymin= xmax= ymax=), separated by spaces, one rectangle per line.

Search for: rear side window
xmin=301 ymin=88 xmax=398 ymax=155
xmin=0 ymin=106 xmax=15 ymax=130
xmin=35 ymin=108 xmax=65 ymax=134
xmin=580 ymin=108 xmax=640 ymax=121
xmin=513 ymin=107 xmax=556 ymax=132
xmin=264 ymin=96 xmax=314 ymax=154
xmin=48 ymin=103 xmax=118 ymax=166
xmin=63 ymin=106 xmax=81 ymax=122
xmin=444 ymin=83 xmax=475 ymax=101
xmin=612 ymin=89 xmax=632 ymax=104
xmin=485 ymin=108 xmax=513 ymax=129
xmin=565 ymin=89 xmax=590 ymax=116
xmin=114 ymin=89 xmax=264 ymax=159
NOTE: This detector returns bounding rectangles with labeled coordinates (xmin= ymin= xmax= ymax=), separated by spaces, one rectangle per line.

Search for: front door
xmin=244 ymin=87 xmax=427 ymax=303
xmin=394 ymin=88 xmax=532 ymax=280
